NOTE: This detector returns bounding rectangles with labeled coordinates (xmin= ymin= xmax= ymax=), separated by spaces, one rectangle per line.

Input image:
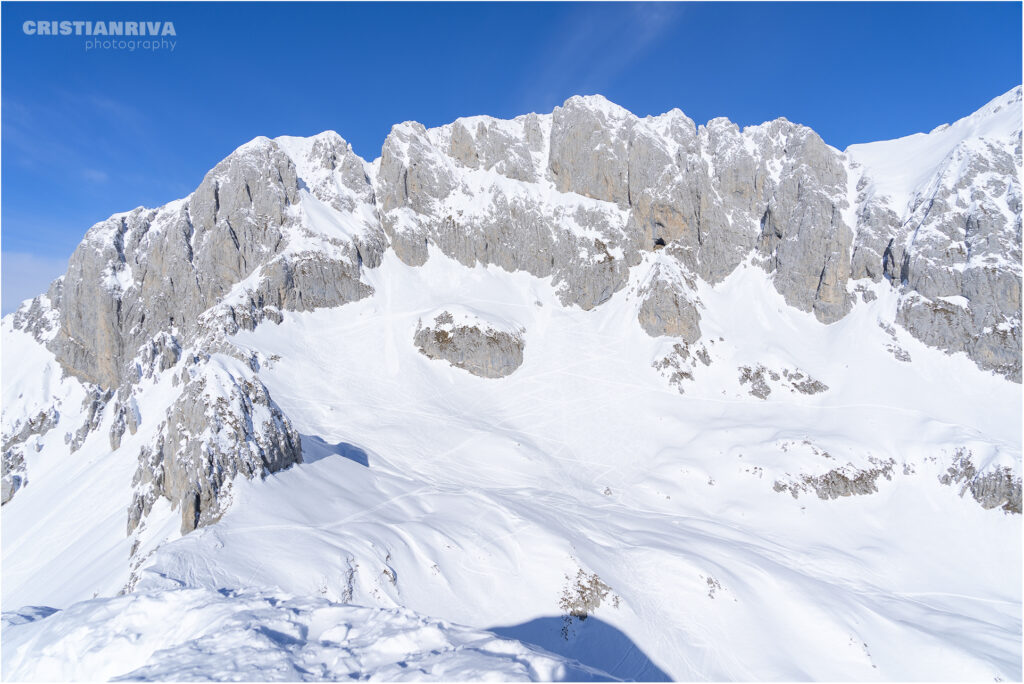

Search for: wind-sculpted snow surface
xmin=0 ymin=588 xmax=612 ymax=681
xmin=2 ymin=88 xmax=1022 ymax=681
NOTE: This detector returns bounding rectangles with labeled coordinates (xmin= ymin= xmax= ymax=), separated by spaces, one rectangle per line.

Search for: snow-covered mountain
xmin=2 ymin=87 xmax=1021 ymax=681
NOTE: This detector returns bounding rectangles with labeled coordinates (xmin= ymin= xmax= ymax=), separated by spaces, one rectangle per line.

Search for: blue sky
xmin=2 ymin=1 xmax=1021 ymax=312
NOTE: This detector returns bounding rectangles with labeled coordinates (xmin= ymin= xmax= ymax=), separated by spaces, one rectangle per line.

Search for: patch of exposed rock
xmin=739 ymin=364 xmax=829 ymax=399
xmin=773 ymin=457 xmax=896 ymax=500
xmin=637 ymin=257 xmax=702 ymax=342
xmin=653 ymin=341 xmax=711 ymax=393
xmin=109 ymin=397 xmax=142 ymax=451
xmin=558 ymin=568 xmax=619 ymax=639
xmin=7 ymin=134 xmax=374 ymax=536
xmin=781 ymin=368 xmax=829 ymax=394
xmin=1 ymin=449 xmax=26 ymax=505
xmin=939 ymin=448 xmax=1021 ymax=514
xmin=739 ymin=365 xmax=777 ymax=399
xmin=376 ymin=95 xmax=863 ymax=329
xmin=1 ymin=409 xmax=59 ymax=504
xmin=68 ymin=387 xmax=113 ymax=453
xmin=414 ymin=311 xmax=525 ymax=378
xmin=771 ymin=446 xmax=1021 ymax=513
xmin=878 ymin=322 xmax=913 ymax=362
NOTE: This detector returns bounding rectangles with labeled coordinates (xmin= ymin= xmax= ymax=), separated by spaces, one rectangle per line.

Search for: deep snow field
xmin=3 ymin=246 xmax=1020 ymax=681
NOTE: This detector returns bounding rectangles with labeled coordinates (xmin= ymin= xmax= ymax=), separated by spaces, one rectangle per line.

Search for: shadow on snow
xmin=300 ymin=435 xmax=370 ymax=467
xmin=491 ymin=615 xmax=671 ymax=681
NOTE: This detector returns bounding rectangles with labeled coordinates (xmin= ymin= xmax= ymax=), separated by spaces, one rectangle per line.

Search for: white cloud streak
xmin=518 ymin=3 xmax=684 ymax=111
xmin=82 ymin=168 xmax=110 ymax=183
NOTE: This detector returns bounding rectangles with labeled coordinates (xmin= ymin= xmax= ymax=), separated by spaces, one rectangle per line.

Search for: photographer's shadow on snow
xmin=491 ymin=616 xmax=670 ymax=681
xmin=300 ymin=435 xmax=370 ymax=467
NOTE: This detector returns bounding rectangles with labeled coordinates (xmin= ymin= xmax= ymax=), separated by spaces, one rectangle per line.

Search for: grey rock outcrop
xmin=739 ymin=364 xmax=829 ymax=399
xmin=549 ymin=96 xmax=633 ymax=206
xmin=739 ymin=365 xmax=777 ymax=399
xmin=773 ymin=458 xmax=896 ymax=500
xmin=395 ymin=90 xmax=1018 ymax=378
xmin=68 ymin=387 xmax=112 ymax=453
xmin=637 ymin=257 xmax=702 ymax=341
xmin=891 ymin=135 xmax=1022 ymax=380
xmin=939 ymin=448 xmax=1021 ymax=514
xmin=652 ymin=341 xmax=712 ymax=393
xmin=1 ymin=449 xmax=26 ymax=505
xmin=748 ymin=121 xmax=854 ymax=323
xmin=3 ymin=409 xmax=59 ymax=454
xmin=414 ymin=311 xmax=525 ymax=378
xmin=128 ymin=362 xmax=302 ymax=536
xmin=781 ymin=368 xmax=829 ymax=395
xmin=1 ymin=409 xmax=58 ymax=504
xmin=109 ymin=397 xmax=140 ymax=451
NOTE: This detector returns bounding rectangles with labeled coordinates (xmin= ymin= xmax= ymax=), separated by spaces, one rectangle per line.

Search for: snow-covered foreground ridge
xmin=2 ymin=89 xmax=1021 ymax=681
xmin=1 ymin=588 xmax=614 ymax=681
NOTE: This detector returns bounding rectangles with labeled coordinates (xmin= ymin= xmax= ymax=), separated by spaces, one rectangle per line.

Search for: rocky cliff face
xmin=5 ymin=88 xmax=1021 ymax=527
xmin=847 ymin=90 xmax=1023 ymax=380
xmin=42 ymin=132 xmax=385 ymax=392
xmin=5 ymin=132 xmax=386 ymax=529
xmin=372 ymin=89 xmax=1020 ymax=382
xmin=374 ymin=96 xmax=857 ymax=325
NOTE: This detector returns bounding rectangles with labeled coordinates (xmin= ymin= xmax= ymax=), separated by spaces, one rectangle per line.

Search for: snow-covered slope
xmin=847 ymin=87 xmax=1022 ymax=215
xmin=2 ymin=89 xmax=1021 ymax=681
xmin=2 ymin=588 xmax=613 ymax=681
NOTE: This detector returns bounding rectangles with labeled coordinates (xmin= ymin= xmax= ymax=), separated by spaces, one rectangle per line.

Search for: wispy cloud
xmin=1 ymin=252 xmax=69 ymax=315
xmin=3 ymin=88 xmax=151 ymax=185
xmin=82 ymin=168 xmax=109 ymax=183
xmin=517 ymin=3 xmax=684 ymax=111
